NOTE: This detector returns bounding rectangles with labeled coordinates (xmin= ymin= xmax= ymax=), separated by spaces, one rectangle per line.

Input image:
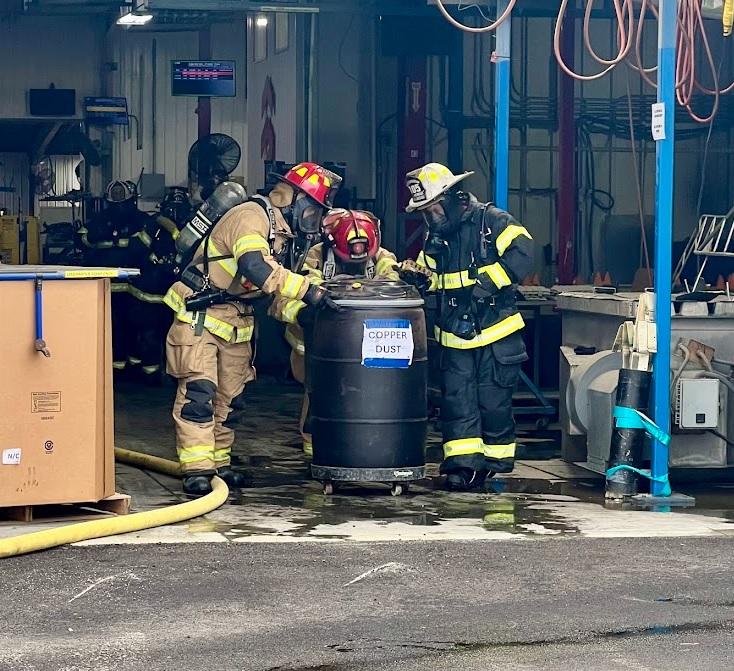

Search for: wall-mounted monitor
xmin=29 ymin=88 xmax=76 ymax=116
xmin=84 ymin=97 xmax=129 ymax=125
xmin=171 ymin=60 xmax=236 ymax=97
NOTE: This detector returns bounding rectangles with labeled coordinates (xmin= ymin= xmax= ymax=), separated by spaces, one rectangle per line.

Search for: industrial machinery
xmin=558 ymin=290 xmax=734 ymax=473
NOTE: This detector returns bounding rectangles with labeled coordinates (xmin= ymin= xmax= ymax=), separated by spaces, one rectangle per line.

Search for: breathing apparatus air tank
xmin=174 ymin=181 xmax=247 ymax=269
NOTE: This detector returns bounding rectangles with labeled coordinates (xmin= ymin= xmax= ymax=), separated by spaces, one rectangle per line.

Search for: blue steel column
xmin=652 ymin=0 xmax=676 ymax=496
xmin=494 ymin=0 xmax=511 ymax=209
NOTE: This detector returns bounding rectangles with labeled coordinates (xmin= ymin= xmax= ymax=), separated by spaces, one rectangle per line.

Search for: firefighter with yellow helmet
xmin=271 ymin=208 xmax=399 ymax=456
xmin=164 ymin=162 xmax=342 ymax=497
xmin=399 ymin=163 xmax=533 ymax=491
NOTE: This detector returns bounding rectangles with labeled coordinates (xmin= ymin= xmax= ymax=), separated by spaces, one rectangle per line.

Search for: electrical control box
xmin=676 ymin=378 xmax=720 ymax=429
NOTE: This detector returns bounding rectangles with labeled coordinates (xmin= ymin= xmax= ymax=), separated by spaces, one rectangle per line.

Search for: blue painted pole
xmin=651 ymin=0 xmax=677 ymax=496
xmin=494 ymin=0 xmax=511 ymax=209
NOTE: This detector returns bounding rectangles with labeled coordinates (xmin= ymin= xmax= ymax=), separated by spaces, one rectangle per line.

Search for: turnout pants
xmin=290 ymin=350 xmax=312 ymax=455
xmin=440 ymin=332 xmax=526 ymax=475
xmin=166 ymin=320 xmax=256 ymax=474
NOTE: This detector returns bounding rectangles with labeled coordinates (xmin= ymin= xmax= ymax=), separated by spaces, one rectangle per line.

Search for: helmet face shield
xmin=292 ymin=192 xmax=325 ymax=234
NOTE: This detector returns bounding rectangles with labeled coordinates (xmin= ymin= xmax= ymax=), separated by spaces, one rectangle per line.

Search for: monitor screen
xmin=29 ymin=88 xmax=76 ymax=116
xmin=84 ymin=97 xmax=129 ymax=125
xmin=171 ymin=61 xmax=236 ymax=97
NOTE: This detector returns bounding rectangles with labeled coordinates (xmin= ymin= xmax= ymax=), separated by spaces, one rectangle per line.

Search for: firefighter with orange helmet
xmin=271 ymin=208 xmax=399 ymax=456
xmin=164 ymin=162 xmax=342 ymax=497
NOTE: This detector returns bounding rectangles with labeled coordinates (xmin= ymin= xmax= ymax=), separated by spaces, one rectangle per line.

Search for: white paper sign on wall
xmin=2 ymin=448 xmax=21 ymax=465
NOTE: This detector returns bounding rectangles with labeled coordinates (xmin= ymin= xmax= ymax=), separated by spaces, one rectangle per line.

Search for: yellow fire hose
xmin=0 ymin=448 xmax=228 ymax=559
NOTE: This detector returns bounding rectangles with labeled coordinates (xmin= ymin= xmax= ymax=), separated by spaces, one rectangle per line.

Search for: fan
xmin=188 ymin=133 xmax=241 ymax=185
xmin=33 ymin=156 xmax=55 ymax=196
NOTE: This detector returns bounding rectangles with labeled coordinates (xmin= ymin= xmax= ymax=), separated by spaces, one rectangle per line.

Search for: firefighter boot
xmin=216 ymin=466 xmax=249 ymax=489
xmin=182 ymin=472 xmax=215 ymax=498
xmin=445 ymin=468 xmax=488 ymax=492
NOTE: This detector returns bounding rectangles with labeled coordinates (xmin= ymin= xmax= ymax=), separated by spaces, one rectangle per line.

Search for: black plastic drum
xmin=308 ymin=278 xmax=428 ymax=494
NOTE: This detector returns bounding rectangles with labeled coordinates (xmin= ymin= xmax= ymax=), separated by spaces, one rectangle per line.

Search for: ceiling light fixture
xmin=117 ymin=9 xmax=154 ymax=26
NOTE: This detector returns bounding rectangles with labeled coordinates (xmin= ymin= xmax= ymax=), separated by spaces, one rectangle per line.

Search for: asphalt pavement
xmin=2 ymin=537 xmax=734 ymax=671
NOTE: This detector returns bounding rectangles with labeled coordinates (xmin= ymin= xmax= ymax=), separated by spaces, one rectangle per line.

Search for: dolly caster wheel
xmin=391 ymin=483 xmax=407 ymax=497
xmin=322 ymin=482 xmax=334 ymax=495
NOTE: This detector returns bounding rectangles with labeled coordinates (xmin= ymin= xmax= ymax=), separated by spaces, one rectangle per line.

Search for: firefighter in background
xmin=271 ymin=208 xmax=399 ymax=456
xmin=125 ymin=209 xmax=181 ymax=379
xmin=79 ymin=180 xmax=151 ymax=371
xmin=398 ymin=163 xmax=533 ymax=492
xmin=165 ymin=163 xmax=342 ymax=498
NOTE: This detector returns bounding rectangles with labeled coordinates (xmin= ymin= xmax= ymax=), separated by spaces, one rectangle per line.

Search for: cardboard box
xmin=0 ymin=278 xmax=115 ymax=507
xmin=0 ymin=216 xmax=41 ymax=265
xmin=0 ymin=215 xmax=19 ymax=264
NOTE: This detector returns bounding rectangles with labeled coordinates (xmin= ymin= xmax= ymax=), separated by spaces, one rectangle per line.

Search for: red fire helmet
xmin=323 ymin=209 xmax=381 ymax=263
xmin=275 ymin=162 xmax=342 ymax=208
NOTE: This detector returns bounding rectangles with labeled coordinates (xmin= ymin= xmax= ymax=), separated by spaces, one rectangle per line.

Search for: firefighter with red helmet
xmin=271 ymin=208 xmax=399 ymax=456
xmin=164 ymin=162 xmax=342 ymax=497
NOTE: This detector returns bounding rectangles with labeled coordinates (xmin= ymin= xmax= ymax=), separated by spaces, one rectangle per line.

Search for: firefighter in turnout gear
xmin=126 ymin=210 xmax=181 ymax=378
xmin=270 ymin=209 xmax=399 ymax=456
xmin=164 ymin=163 xmax=343 ymax=497
xmin=400 ymin=163 xmax=533 ymax=491
xmin=79 ymin=180 xmax=153 ymax=371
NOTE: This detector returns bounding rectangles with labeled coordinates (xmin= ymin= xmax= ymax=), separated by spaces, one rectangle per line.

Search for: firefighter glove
xmin=396 ymin=259 xmax=432 ymax=291
xmin=304 ymin=285 xmax=341 ymax=312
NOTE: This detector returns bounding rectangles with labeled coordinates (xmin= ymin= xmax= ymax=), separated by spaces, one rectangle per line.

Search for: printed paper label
xmin=361 ymin=319 xmax=414 ymax=369
xmin=651 ymin=103 xmax=666 ymax=141
xmin=32 ymin=392 xmax=61 ymax=413
xmin=2 ymin=449 xmax=21 ymax=465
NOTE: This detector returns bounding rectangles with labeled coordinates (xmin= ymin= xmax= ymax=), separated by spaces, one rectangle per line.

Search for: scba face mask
xmin=285 ymin=191 xmax=325 ymax=235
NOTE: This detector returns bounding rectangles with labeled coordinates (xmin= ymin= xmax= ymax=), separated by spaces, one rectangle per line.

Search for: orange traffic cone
xmin=716 ymin=275 xmax=726 ymax=290
xmin=593 ymin=272 xmax=603 ymax=286
xmin=603 ymin=272 xmax=612 ymax=286
xmin=727 ymin=274 xmax=734 ymax=292
xmin=532 ymin=273 xmax=541 ymax=286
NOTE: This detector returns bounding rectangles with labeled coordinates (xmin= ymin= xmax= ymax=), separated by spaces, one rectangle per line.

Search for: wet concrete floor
xmin=4 ymin=377 xmax=734 ymax=543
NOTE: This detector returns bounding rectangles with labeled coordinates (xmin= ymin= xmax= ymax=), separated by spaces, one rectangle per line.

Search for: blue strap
xmin=605 ymin=464 xmax=672 ymax=497
xmin=613 ymin=406 xmax=671 ymax=447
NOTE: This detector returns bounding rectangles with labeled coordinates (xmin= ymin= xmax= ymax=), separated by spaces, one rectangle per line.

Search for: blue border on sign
xmin=362 ymin=358 xmax=411 ymax=369
xmin=364 ymin=319 xmax=410 ymax=329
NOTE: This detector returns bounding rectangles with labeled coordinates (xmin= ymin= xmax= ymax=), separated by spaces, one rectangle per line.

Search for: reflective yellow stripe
xmin=484 ymin=262 xmax=512 ymax=289
xmin=282 ymin=299 xmax=306 ymax=324
xmin=444 ymin=437 xmax=483 ymax=458
xmin=157 ymin=215 xmax=179 ymax=238
xmin=281 ymin=272 xmax=306 ymax=299
xmin=436 ymin=269 xmax=473 ymax=290
xmin=128 ymin=356 xmax=142 ymax=365
xmin=163 ymin=289 xmax=254 ymax=343
xmin=112 ymin=361 xmax=127 ymax=370
xmin=483 ymin=442 xmax=516 ymax=460
xmin=417 ymin=251 xmax=437 ymax=271
xmin=134 ymin=230 xmax=153 ymax=248
xmin=208 ymin=239 xmax=239 ymax=277
xmin=495 ymin=224 xmax=532 ymax=256
xmin=303 ymin=263 xmax=324 ymax=282
xmin=285 ymin=326 xmax=305 ymax=355
xmin=177 ymin=446 xmax=214 ymax=464
xmin=303 ymin=439 xmax=313 ymax=457
xmin=142 ymin=365 xmax=160 ymax=374
xmin=232 ymin=234 xmax=270 ymax=259
xmin=435 ymin=312 xmax=525 ymax=350
xmin=111 ymin=282 xmax=129 ymax=293
xmin=213 ymin=448 xmax=231 ymax=463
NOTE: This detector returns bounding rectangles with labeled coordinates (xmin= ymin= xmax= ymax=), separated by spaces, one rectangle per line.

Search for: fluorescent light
xmin=257 ymin=5 xmax=319 ymax=13
xmin=255 ymin=15 xmax=269 ymax=27
xmin=117 ymin=11 xmax=153 ymax=26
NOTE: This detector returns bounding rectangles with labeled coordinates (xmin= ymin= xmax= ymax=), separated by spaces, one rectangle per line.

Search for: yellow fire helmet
xmin=405 ymin=162 xmax=474 ymax=213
